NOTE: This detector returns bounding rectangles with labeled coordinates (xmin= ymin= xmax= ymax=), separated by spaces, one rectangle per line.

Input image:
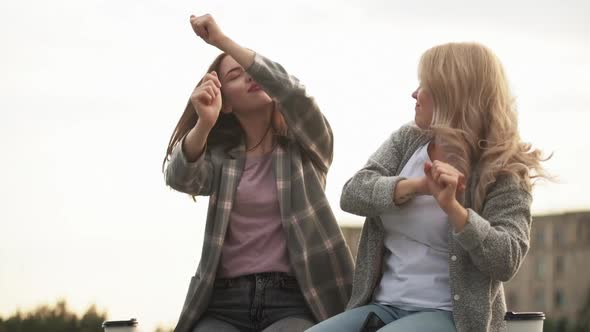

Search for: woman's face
xmin=217 ymin=56 xmax=273 ymax=114
xmin=412 ymin=85 xmax=434 ymax=129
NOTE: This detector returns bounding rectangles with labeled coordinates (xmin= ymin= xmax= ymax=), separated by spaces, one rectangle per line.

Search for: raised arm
xmin=189 ymin=13 xmax=333 ymax=171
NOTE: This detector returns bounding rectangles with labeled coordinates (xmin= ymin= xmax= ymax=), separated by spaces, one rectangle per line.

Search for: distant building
xmin=504 ymin=211 xmax=590 ymax=321
xmin=340 ymin=211 xmax=590 ymax=321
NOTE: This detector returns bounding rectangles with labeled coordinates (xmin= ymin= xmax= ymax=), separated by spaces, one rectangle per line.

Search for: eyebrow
xmin=224 ymin=67 xmax=243 ymax=80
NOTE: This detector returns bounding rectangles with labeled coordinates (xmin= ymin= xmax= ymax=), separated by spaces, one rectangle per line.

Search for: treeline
xmin=0 ymin=300 xmax=172 ymax=332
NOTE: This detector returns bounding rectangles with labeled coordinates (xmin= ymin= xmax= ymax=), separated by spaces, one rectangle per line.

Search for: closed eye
xmin=224 ymin=67 xmax=243 ymax=81
xmin=227 ymin=72 xmax=241 ymax=81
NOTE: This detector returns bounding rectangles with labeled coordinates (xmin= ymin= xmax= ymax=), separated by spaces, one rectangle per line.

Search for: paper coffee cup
xmin=102 ymin=318 xmax=138 ymax=332
xmin=505 ymin=312 xmax=545 ymax=332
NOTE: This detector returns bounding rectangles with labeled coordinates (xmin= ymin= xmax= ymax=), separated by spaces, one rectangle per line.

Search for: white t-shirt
xmin=373 ymin=142 xmax=453 ymax=311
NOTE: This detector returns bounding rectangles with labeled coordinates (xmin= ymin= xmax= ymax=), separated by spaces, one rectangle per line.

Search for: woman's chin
xmin=234 ymin=100 xmax=274 ymax=115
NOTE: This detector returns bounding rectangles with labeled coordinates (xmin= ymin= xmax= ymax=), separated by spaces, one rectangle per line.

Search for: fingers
xmin=190 ymin=13 xmax=213 ymax=24
xmin=203 ymin=71 xmax=222 ymax=88
xmin=193 ymin=23 xmax=208 ymax=40
xmin=190 ymin=14 xmax=214 ymax=40
xmin=200 ymin=86 xmax=220 ymax=103
xmin=431 ymin=160 xmax=461 ymax=176
xmin=195 ymin=90 xmax=213 ymax=105
xmin=458 ymin=183 xmax=466 ymax=193
xmin=424 ymin=161 xmax=467 ymax=194
xmin=432 ymin=163 xmax=443 ymax=183
xmin=423 ymin=161 xmax=433 ymax=177
xmin=438 ymin=174 xmax=459 ymax=190
xmin=201 ymin=80 xmax=220 ymax=94
xmin=189 ymin=14 xmax=207 ymax=38
xmin=431 ymin=160 xmax=466 ymax=186
xmin=192 ymin=84 xmax=219 ymax=105
xmin=202 ymin=85 xmax=216 ymax=98
xmin=191 ymin=70 xmax=222 ymax=104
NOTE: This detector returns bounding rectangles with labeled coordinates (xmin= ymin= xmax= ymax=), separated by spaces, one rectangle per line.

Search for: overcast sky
xmin=1 ymin=0 xmax=589 ymax=330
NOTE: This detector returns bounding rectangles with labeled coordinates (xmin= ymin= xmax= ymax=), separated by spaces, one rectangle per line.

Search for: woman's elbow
xmin=340 ymin=190 xmax=372 ymax=217
xmin=339 ymin=193 xmax=355 ymax=215
xmin=164 ymin=174 xmax=187 ymax=194
xmin=492 ymin=243 xmax=528 ymax=282
xmin=340 ymin=181 xmax=357 ymax=212
xmin=493 ymin=266 xmax=519 ymax=282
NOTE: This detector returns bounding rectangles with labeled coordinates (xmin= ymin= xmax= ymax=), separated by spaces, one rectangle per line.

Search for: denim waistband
xmin=214 ymin=272 xmax=299 ymax=289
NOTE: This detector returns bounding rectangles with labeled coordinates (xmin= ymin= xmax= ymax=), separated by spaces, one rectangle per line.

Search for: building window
xmin=534 ymin=288 xmax=545 ymax=310
xmin=553 ymin=228 xmax=565 ymax=248
xmin=555 ymin=256 xmax=564 ymax=278
xmin=554 ymin=289 xmax=565 ymax=309
xmin=536 ymin=259 xmax=546 ymax=280
xmin=534 ymin=227 xmax=544 ymax=248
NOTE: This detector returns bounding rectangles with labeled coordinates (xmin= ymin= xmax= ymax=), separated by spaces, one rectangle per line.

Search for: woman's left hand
xmin=424 ymin=160 xmax=466 ymax=212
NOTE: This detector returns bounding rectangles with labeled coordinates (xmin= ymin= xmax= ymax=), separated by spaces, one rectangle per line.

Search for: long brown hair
xmin=418 ymin=42 xmax=551 ymax=211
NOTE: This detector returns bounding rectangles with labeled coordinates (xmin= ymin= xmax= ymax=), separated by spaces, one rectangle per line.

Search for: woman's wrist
xmin=182 ymin=120 xmax=213 ymax=162
xmin=407 ymin=178 xmax=424 ymax=194
xmin=216 ymin=37 xmax=256 ymax=70
xmin=195 ymin=118 xmax=214 ymax=133
xmin=215 ymin=35 xmax=233 ymax=52
xmin=393 ymin=178 xmax=420 ymax=205
xmin=446 ymin=200 xmax=469 ymax=232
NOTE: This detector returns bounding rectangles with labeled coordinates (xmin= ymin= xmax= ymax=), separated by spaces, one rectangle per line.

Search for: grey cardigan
xmin=340 ymin=123 xmax=532 ymax=332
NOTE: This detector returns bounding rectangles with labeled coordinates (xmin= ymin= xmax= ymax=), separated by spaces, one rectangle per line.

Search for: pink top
xmin=218 ymin=151 xmax=291 ymax=278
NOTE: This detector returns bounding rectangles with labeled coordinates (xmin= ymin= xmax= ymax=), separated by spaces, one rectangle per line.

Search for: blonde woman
xmin=307 ymin=43 xmax=548 ymax=332
xmin=164 ymin=13 xmax=353 ymax=332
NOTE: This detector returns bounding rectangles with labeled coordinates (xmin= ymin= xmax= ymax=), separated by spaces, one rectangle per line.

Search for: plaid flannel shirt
xmin=165 ymin=54 xmax=354 ymax=332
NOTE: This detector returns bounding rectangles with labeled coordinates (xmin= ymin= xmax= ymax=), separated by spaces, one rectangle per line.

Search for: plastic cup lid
xmin=504 ymin=312 xmax=546 ymax=321
xmin=102 ymin=318 xmax=138 ymax=327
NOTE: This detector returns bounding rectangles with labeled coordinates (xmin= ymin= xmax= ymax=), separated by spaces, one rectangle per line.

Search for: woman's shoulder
xmin=475 ymin=172 xmax=533 ymax=213
xmin=488 ymin=173 xmax=532 ymax=195
xmin=397 ymin=122 xmax=426 ymax=138
xmin=384 ymin=122 xmax=432 ymax=151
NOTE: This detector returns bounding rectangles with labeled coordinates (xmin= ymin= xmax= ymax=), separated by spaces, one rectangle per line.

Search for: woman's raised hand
xmin=190 ymin=71 xmax=223 ymax=128
xmin=190 ymin=14 xmax=227 ymax=49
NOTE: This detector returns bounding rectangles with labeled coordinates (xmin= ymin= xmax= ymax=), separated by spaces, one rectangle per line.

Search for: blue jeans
xmin=193 ymin=272 xmax=315 ymax=332
xmin=305 ymin=303 xmax=456 ymax=332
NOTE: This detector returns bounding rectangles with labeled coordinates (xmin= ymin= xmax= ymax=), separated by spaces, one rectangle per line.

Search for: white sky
xmin=1 ymin=0 xmax=589 ymax=331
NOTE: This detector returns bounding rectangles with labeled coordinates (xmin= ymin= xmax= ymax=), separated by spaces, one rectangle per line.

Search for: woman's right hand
xmin=190 ymin=71 xmax=223 ymax=128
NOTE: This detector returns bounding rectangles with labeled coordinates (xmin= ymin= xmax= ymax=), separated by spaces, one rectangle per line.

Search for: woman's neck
xmin=234 ymin=105 xmax=275 ymax=155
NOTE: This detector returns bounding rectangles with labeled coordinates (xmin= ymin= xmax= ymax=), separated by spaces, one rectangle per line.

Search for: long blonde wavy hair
xmin=418 ymin=42 xmax=550 ymax=211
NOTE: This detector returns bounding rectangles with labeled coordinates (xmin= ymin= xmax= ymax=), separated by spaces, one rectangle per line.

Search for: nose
xmin=411 ymin=89 xmax=418 ymax=100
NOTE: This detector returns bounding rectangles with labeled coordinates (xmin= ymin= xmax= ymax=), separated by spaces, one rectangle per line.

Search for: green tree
xmin=0 ymin=300 xmax=107 ymax=332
